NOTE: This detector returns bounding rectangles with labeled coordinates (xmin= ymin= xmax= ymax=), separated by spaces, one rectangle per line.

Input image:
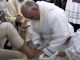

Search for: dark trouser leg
xmin=70 ymin=22 xmax=80 ymax=32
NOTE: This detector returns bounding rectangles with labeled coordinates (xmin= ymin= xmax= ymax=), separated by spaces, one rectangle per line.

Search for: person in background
xmin=65 ymin=0 xmax=80 ymax=32
xmin=44 ymin=0 xmax=67 ymax=10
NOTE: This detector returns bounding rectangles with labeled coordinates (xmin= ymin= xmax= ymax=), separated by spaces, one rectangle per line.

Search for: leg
xmin=0 ymin=49 xmax=28 ymax=60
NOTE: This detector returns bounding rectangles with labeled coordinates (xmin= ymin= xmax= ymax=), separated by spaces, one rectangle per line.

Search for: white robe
xmin=65 ymin=0 xmax=80 ymax=24
xmin=65 ymin=29 xmax=80 ymax=60
xmin=28 ymin=1 xmax=74 ymax=60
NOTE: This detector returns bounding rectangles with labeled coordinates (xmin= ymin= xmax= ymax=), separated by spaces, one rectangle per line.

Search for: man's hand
xmin=16 ymin=15 xmax=23 ymax=22
xmin=57 ymin=51 xmax=66 ymax=57
xmin=19 ymin=42 xmax=43 ymax=59
xmin=27 ymin=44 xmax=43 ymax=59
xmin=32 ymin=47 xmax=43 ymax=55
xmin=27 ymin=47 xmax=43 ymax=59
xmin=21 ymin=25 xmax=29 ymax=32
xmin=32 ymin=44 xmax=43 ymax=55
xmin=20 ymin=19 xmax=30 ymax=32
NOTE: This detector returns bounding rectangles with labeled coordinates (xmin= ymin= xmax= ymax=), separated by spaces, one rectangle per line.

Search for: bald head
xmin=23 ymin=1 xmax=37 ymax=7
xmin=21 ymin=1 xmax=40 ymax=20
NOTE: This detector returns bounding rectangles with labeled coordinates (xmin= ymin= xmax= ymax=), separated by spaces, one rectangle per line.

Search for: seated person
xmin=0 ymin=22 xmax=42 ymax=60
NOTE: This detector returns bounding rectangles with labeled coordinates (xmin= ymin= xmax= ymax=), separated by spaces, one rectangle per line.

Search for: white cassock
xmin=65 ymin=0 xmax=80 ymax=24
xmin=28 ymin=1 xmax=74 ymax=60
xmin=65 ymin=29 xmax=80 ymax=60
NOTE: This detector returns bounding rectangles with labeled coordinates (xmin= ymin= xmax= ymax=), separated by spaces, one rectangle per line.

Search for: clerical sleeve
xmin=65 ymin=29 xmax=80 ymax=60
xmin=28 ymin=26 xmax=41 ymax=45
xmin=43 ymin=10 xmax=74 ymax=57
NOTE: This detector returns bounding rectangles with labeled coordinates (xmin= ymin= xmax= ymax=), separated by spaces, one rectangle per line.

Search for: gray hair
xmin=23 ymin=1 xmax=38 ymax=8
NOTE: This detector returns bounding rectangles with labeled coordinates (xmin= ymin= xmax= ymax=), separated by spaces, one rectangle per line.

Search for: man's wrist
xmin=57 ymin=51 xmax=66 ymax=57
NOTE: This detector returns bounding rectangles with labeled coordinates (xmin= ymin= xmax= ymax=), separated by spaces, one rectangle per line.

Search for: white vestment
xmin=28 ymin=1 xmax=74 ymax=60
xmin=65 ymin=0 xmax=80 ymax=24
xmin=65 ymin=29 xmax=80 ymax=60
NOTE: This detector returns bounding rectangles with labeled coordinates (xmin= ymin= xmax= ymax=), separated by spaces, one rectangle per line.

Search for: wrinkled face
xmin=21 ymin=6 xmax=40 ymax=20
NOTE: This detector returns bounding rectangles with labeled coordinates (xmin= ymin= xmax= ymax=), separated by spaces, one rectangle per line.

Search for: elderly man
xmin=0 ymin=22 xmax=42 ymax=60
xmin=21 ymin=1 xmax=74 ymax=60
xmin=65 ymin=0 xmax=80 ymax=32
